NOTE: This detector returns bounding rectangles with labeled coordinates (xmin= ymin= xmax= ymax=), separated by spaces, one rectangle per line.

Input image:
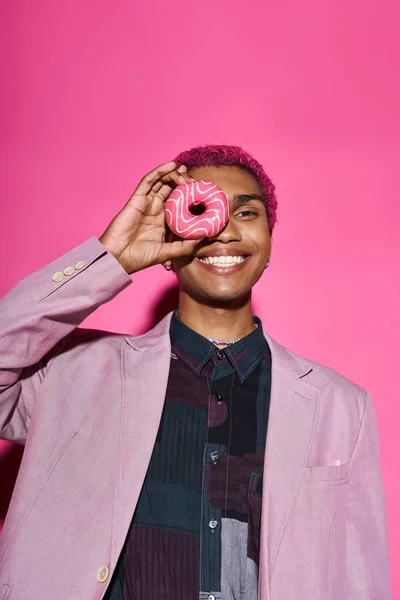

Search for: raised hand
xmin=98 ymin=161 xmax=202 ymax=274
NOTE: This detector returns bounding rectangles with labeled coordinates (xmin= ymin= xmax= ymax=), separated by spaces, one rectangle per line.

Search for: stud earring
xmin=265 ymin=258 xmax=271 ymax=269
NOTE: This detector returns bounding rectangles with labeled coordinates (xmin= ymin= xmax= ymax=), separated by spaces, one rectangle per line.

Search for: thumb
xmin=163 ymin=238 xmax=205 ymax=261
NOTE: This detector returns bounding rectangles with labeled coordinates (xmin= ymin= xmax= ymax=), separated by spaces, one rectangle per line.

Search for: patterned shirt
xmin=105 ymin=311 xmax=271 ymax=600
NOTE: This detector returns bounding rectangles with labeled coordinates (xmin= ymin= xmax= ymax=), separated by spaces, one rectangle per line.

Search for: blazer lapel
xmin=258 ymin=333 xmax=320 ymax=599
xmin=111 ymin=314 xmax=173 ymax=566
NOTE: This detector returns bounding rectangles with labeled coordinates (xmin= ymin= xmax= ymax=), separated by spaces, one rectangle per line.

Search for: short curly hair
xmin=174 ymin=144 xmax=277 ymax=232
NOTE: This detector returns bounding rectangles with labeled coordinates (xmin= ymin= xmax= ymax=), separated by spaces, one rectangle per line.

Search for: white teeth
xmin=198 ymin=256 xmax=246 ymax=266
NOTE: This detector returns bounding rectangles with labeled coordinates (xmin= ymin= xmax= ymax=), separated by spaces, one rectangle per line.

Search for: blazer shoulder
xmin=284 ymin=343 xmax=367 ymax=399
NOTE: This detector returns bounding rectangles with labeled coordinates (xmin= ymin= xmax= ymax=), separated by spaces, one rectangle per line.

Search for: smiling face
xmin=171 ymin=165 xmax=272 ymax=305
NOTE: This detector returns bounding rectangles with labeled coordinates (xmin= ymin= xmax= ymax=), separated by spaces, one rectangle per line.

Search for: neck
xmin=177 ymin=291 xmax=255 ymax=342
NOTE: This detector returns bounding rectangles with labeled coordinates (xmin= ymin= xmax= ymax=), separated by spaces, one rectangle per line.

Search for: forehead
xmin=188 ymin=165 xmax=262 ymax=199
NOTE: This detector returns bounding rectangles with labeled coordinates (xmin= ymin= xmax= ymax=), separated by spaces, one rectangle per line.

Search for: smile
xmin=197 ymin=256 xmax=247 ymax=266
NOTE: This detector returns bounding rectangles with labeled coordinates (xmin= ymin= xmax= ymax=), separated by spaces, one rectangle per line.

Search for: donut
xmin=164 ymin=180 xmax=229 ymax=239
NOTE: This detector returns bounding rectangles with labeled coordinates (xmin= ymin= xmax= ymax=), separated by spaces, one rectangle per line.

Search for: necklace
xmin=206 ymin=323 xmax=258 ymax=346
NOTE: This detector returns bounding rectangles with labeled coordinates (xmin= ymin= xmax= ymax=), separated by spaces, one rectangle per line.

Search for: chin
xmin=189 ymin=285 xmax=252 ymax=306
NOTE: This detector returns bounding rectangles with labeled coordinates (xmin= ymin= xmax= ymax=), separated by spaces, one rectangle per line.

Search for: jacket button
xmin=96 ymin=565 xmax=109 ymax=583
xmin=210 ymin=451 xmax=219 ymax=464
xmin=63 ymin=266 xmax=75 ymax=276
xmin=52 ymin=271 xmax=64 ymax=282
xmin=208 ymin=518 xmax=218 ymax=530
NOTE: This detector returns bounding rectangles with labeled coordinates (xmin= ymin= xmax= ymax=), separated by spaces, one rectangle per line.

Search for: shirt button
xmin=96 ymin=565 xmax=109 ymax=583
xmin=210 ymin=451 xmax=219 ymax=464
xmin=52 ymin=271 xmax=64 ymax=282
xmin=75 ymin=260 xmax=86 ymax=270
xmin=209 ymin=518 xmax=218 ymax=530
xmin=216 ymin=350 xmax=225 ymax=360
xmin=215 ymin=394 xmax=223 ymax=403
xmin=63 ymin=266 xmax=75 ymax=276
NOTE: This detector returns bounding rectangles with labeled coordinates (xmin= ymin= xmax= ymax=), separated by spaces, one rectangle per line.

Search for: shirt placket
xmin=199 ymin=349 xmax=232 ymax=600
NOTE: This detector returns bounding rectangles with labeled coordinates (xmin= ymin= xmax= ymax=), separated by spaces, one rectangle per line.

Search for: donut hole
xmin=189 ymin=204 xmax=206 ymax=216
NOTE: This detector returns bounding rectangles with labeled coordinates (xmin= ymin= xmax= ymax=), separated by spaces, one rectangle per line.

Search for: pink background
xmin=1 ymin=0 xmax=399 ymax=595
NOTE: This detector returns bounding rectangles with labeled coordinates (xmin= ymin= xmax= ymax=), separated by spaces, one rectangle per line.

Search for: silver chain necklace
xmin=206 ymin=323 xmax=258 ymax=346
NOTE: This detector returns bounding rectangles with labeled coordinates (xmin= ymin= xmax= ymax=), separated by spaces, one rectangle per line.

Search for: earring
xmin=163 ymin=263 xmax=173 ymax=271
xmin=265 ymin=258 xmax=271 ymax=269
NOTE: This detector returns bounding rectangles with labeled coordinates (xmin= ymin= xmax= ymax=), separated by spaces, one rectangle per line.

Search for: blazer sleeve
xmin=346 ymin=390 xmax=392 ymax=599
xmin=0 ymin=236 xmax=132 ymax=443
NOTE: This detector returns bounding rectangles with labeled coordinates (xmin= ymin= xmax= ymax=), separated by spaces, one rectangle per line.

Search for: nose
xmin=209 ymin=216 xmax=241 ymax=243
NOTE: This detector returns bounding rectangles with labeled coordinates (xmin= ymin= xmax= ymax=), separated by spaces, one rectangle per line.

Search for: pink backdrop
xmin=1 ymin=0 xmax=399 ymax=595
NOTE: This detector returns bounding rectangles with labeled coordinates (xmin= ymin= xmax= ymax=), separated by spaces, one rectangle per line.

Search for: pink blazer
xmin=0 ymin=237 xmax=391 ymax=600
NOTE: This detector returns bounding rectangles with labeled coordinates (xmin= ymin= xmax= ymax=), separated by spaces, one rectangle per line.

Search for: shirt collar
xmin=169 ymin=310 xmax=270 ymax=382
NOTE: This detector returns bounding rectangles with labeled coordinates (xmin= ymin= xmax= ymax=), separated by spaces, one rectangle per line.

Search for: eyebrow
xmin=231 ymin=193 xmax=265 ymax=206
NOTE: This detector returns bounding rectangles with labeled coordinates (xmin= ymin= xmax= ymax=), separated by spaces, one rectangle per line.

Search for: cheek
xmin=173 ymin=256 xmax=195 ymax=279
xmin=249 ymin=229 xmax=272 ymax=258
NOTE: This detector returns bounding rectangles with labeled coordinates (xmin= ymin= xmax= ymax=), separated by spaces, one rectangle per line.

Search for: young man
xmin=0 ymin=145 xmax=391 ymax=599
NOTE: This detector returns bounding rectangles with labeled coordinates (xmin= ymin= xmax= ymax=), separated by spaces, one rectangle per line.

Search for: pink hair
xmin=174 ymin=144 xmax=277 ymax=231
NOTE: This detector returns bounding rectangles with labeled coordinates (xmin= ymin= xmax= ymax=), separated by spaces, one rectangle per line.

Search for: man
xmin=0 ymin=145 xmax=391 ymax=599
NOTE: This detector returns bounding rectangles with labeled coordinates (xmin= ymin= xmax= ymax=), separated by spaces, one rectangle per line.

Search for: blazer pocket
xmin=303 ymin=461 xmax=350 ymax=484
xmin=0 ymin=585 xmax=12 ymax=600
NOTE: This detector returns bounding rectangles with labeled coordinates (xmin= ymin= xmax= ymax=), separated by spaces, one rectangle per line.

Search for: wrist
xmin=98 ymin=236 xmax=131 ymax=275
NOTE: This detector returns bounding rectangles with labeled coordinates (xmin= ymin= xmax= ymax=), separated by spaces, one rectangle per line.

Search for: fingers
xmin=133 ymin=161 xmax=180 ymax=196
xmin=151 ymin=180 xmax=165 ymax=194
xmin=135 ymin=163 xmax=191 ymax=199
xmin=160 ymin=169 xmax=190 ymax=187
xmin=155 ymin=166 xmax=192 ymax=202
xmin=152 ymin=171 xmax=187 ymax=197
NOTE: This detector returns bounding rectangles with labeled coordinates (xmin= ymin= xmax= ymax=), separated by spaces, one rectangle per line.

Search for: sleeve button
xmin=63 ymin=266 xmax=75 ymax=276
xmin=52 ymin=271 xmax=64 ymax=282
xmin=75 ymin=260 xmax=86 ymax=270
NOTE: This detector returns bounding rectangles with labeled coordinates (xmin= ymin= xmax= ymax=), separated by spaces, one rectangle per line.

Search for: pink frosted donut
xmin=164 ymin=180 xmax=229 ymax=239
